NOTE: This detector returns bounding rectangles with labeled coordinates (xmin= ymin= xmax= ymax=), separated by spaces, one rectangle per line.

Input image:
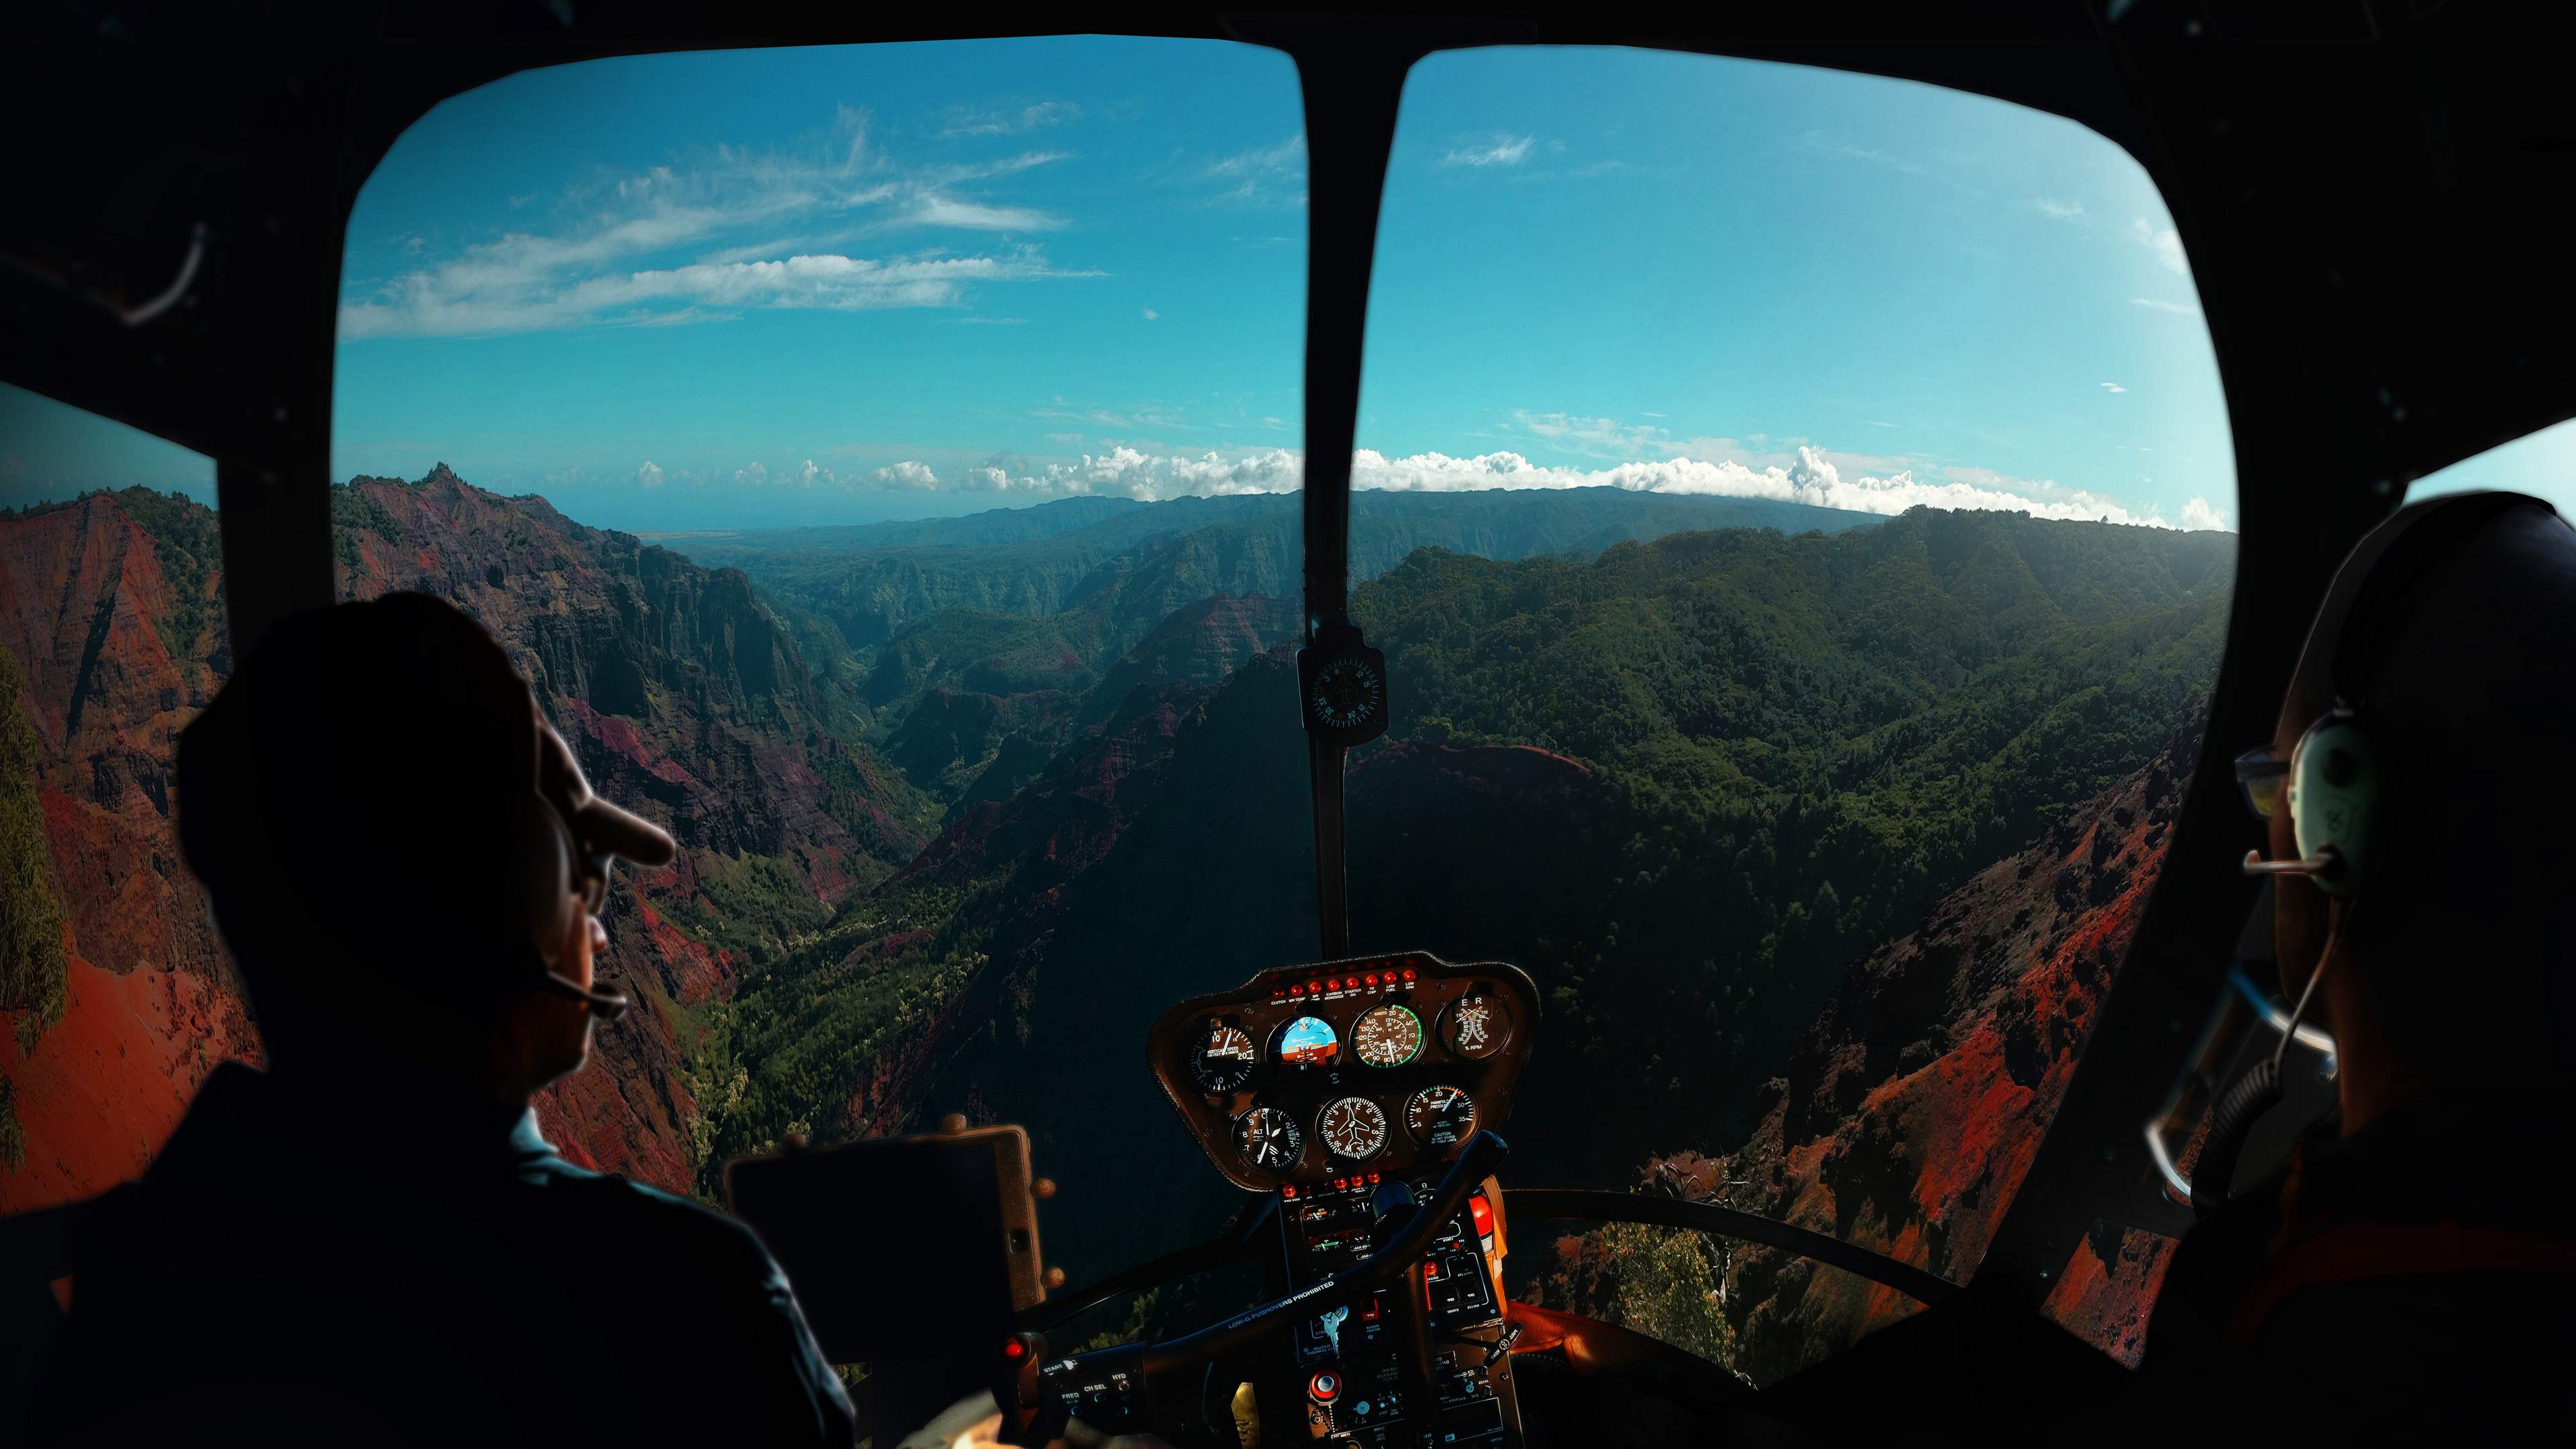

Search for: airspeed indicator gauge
xmin=1319 ymin=1097 xmax=1388 ymax=1161
xmin=1189 ymin=1022 xmax=1258 ymax=1093
xmin=1351 ymin=1005 xmax=1423 ymax=1068
xmin=1405 ymin=1086 xmax=1477 ymax=1149
xmin=1237 ymin=1107 xmax=1304 ymax=1171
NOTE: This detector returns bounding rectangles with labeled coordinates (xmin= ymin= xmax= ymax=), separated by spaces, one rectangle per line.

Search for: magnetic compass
xmin=1307 ymin=654 xmax=1384 ymax=732
xmin=1297 ymin=623 xmax=1389 ymax=745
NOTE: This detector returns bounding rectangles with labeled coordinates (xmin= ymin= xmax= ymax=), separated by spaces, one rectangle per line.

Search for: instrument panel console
xmin=1145 ymin=951 xmax=1540 ymax=1191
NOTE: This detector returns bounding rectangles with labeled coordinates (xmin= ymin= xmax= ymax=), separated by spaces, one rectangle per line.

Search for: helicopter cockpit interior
xmin=5 ymin=3 xmax=2575 ymax=1447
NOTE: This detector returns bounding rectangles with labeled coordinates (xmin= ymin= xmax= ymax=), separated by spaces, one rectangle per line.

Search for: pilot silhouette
xmin=23 ymin=594 xmax=857 ymax=1447
xmin=2078 ymin=493 xmax=2576 ymax=1442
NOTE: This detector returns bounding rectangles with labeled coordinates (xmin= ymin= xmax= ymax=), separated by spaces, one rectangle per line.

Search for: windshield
xmin=1350 ymin=46 xmax=2234 ymax=1379
xmin=3 ymin=32 xmax=2238 ymax=1394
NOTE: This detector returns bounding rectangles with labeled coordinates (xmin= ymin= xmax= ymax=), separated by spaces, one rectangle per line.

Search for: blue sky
xmin=11 ymin=38 xmax=2567 ymax=530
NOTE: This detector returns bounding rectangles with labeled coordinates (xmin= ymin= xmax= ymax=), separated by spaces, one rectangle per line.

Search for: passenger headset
xmin=2201 ymin=490 xmax=2552 ymax=1215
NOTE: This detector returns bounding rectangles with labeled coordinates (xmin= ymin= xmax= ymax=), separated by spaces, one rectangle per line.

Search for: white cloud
xmin=2131 ymin=297 xmax=2204 ymax=317
xmin=1201 ymin=136 xmax=1307 ymax=208
xmin=2131 ymin=216 xmax=2192 ymax=276
xmin=337 ymin=107 xmax=1087 ymax=338
xmin=2032 ymin=197 xmax=2088 ymax=222
xmin=2181 ymin=495 xmax=2230 ymax=531
xmin=636 ymin=461 xmax=665 ymax=488
xmin=873 ymin=460 xmax=942 ymax=489
xmin=1442 ymin=135 xmax=1536 ymax=168
xmin=939 ymin=100 xmax=1079 ymax=138
xmin=2101 ymin=382 xmax=2127 ymax=393
xmin=734 ymin=462 xmax=771 ymax=488
xmin=1142 ymin=307 xmax=1159 ymax=320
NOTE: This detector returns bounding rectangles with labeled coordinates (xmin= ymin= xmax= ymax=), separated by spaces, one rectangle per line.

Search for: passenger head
xmin=178 ymin=593 xmax=672 ymax=1097
xmin=2270 ymin=494 xmax=2576 ymax=1106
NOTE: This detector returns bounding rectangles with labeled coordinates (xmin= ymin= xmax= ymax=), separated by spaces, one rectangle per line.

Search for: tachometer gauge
xmin=1440 ymin=995 xmax=1511 ymax=1060
xmin=1350 ymin=1005 xmax=1423 ymax=1068
xmin=1318 ymin=1096 xmax=1389 ymax=1161
xmin=1189 ymin=1021 xmax=1258 ymax=1092
xmin=1275 ymin=1014 xmax=1339 ymax=1068
xmin=1237 ymin=1107 xmax=1304 ymax=1171
xmin=1404 ymin=1085 xmax=1477 ymax=1149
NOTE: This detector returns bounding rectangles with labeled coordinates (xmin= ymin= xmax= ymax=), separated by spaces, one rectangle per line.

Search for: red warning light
xmin=1469 ymin=1192 xmax=1495 ymax=1238
xmin=1289 ymin=983 xmax=1305 ymax=997
xmin=1363 ymin=973 xmax=1379 ymax=987
xmin=1367 ymin=1172 xmax=1381 ymax=1184
xmin=1334 ymin=1177 xmax=1348 ymax=1190
xmin=1003 ymin=1340 xmax=1025 ymax=1359
xmin=1401 ymin=968 xmax=1417 ymax=982
xmin=1308 ymin=980 xmax=1322 ymax=995
xmin=1326 ymin=978 xmax=1340 ymax=991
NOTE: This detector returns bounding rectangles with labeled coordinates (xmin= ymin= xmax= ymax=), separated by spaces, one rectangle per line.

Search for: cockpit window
xmin=0 ymin=383 xmax=237 ymax=1208
xmin=2404 ymin=416 xmax=2576 ymax=513
xmin=1351 ymin=48 xmax=2235 ymax=1378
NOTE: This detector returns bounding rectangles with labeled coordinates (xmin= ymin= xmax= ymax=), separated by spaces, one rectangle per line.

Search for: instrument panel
xmin=1146 ymin=951 xmax=1540 ymax=1191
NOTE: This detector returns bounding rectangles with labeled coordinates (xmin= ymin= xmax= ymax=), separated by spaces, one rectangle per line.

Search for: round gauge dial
xmin=1275 ymin=1014 xmax=1340 ymax=1069
xmin=1351 ymin=1005 xmax=1424 ymax=1068
xmin=1404 ymin=1085 xmax=1478 ymax=1149
xmin=1318 ymin=1096 xmax=1389 ymax=1161
xmin=1307 ymin=655 xmax=1385 ymax=732
xmin=1441 ymin=995 xmax=1512 ymax=1060
xmin=1189 ymin=1021 xmax=1258 ymax=1093
xmin=1236 ymin=1107 xmax=1304 ymax=1171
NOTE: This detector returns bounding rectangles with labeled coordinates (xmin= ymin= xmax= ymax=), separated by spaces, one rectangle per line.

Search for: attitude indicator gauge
xmin=1188 ymin=1021 xmax=1258 ymax=1093
xmin=1275 ymin=1015 xmax=1340 ymax=1069
xmin=1351 ymin=1005 xmax=1423 ymax=1068
xmin=1404 ymin=1086 xmax=1477 ymax=1150
xmin=1319 ymin=1097 xmax=1389 ymax=1161
xmin=1238 ymin=1107 xmax=1304 ymax=1171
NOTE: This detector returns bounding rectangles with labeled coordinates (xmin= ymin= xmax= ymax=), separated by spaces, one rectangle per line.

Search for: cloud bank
xmin=650 ymin=440 xmax=2229 ymax=531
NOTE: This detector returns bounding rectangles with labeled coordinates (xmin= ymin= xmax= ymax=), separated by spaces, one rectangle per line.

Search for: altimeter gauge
xmin=1404 ymin=1085 xmax=1477 ymax=1150
xmin=1318 ymin=1096 xmax=1389 ymax=1161
xmin=1189 ymin=1021 xmax=1259 ymax=1093
xmin=1440 ymin=995 xmax=1511 ymax=1061
xmin=1238 ymin=1107 xmax=1304 ymax=1171
xmin=1351 ymin=1004 xmax=1423 ymax=1068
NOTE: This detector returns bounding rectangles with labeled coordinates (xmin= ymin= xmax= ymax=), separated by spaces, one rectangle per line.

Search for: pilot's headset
xmin=522 ymin=712 xmax=679 ymax=1020
xmin=2190 ymin=489 xmax=2561 ymax=1214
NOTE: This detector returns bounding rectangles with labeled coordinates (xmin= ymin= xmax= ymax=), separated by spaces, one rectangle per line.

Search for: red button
xmin=1309 ymin=1372 xmax=1340 ymax=1402
xmin=1469 ymin=1192 xmax=1495 ymax=1237
xmin=1004 ymin=1340 xmax=1024 ymax=1358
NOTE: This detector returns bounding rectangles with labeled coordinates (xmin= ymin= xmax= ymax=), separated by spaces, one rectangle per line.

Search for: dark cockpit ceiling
xmin=4 ymin=0 xmax=2571 ymax=1309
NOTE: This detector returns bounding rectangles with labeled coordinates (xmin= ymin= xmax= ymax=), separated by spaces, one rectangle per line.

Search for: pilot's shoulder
xmin=535 ymin=1161 xmax=780 ymax=1276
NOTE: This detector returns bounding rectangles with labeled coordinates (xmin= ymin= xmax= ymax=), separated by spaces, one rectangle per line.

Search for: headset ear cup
xmin=2289 ymin=710 xmax=2381 ymax=896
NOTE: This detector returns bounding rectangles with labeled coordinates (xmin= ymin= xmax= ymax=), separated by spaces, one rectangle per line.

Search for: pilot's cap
xmin=178 ymin=592 xmax=674 ymax=1034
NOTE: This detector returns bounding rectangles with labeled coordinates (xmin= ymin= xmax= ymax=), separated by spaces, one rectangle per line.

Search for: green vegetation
xmin=680 ymin=886 xmax=985 ymax=1192
xmin=1594 ymin=1222 xmax=1748 ymax=1375
xmin=0 ymin=645 xmax=68 ymax=1165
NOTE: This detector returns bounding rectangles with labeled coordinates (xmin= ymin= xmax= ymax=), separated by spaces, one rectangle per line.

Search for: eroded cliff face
xmin=0 ymin=473 xmax=930 ymax=1212
xmin=1524 ymin=715 xmax=2202 ymax=1383
xmin=0 ymin=493 xmax=255 ymax=1214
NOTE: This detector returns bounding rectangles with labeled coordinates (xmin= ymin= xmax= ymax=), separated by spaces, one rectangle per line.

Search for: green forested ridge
xmin=710 ymin=487 xmax=1880 ymax=653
